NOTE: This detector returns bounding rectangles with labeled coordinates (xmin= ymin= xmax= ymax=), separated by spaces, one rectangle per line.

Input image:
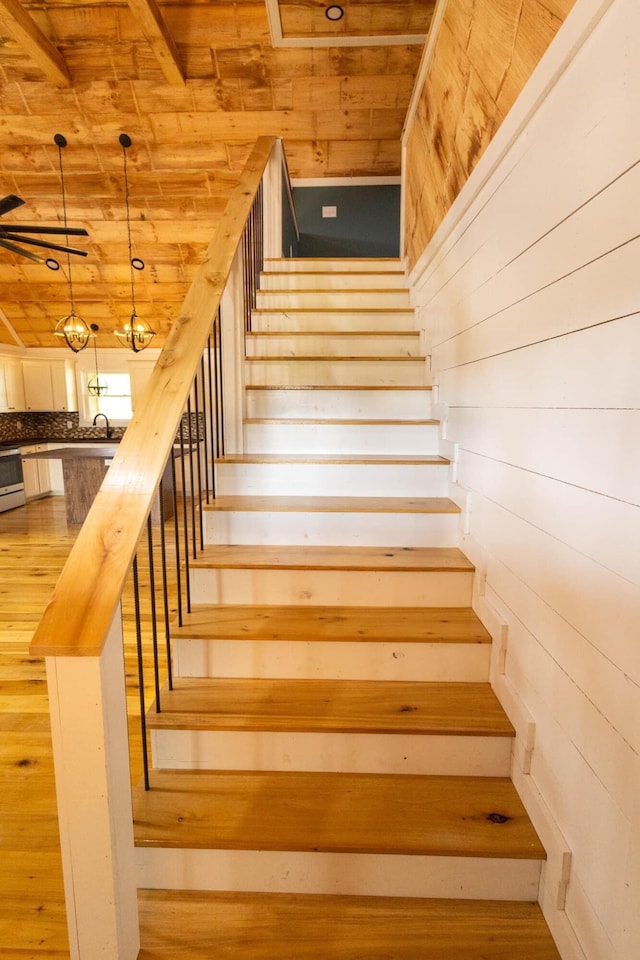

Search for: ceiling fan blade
xmin=2 ymin=233 xmax=89 ymax=257
xmin=1 ymin=224 xmax=89 ymax=237
xmin=0 ymin=238 xmax=45 ymax=262
xmin=0 ymin=195 xmax=25 ymax=217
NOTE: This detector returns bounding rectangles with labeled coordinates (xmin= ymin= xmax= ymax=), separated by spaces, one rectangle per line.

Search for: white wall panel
xmin=437 ymin=315 xmax=640 ymax=410
xmin=410 ymin=1 xmax=640 ymax=956
xmin=527 ymin=704 xmax=631 ymax=953
xmin=449 ymin=407 xmax=640 ymax=505
xmin=501 ymin=605 xmax=639 ymax=821
xmin=428 ymin=165 xmax=640 ymax=349
xmin=468 ymin=494 xmax=640 ymax=687
xmin=485 ymin=559 xmax=640 ymax=759
xmin=457 ymin=451 xmax=640 ymax=585
xmin=432 ymin=241 xmax=640 ymax=369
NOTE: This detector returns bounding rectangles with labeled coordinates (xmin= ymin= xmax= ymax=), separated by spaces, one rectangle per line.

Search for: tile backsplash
xmin=0 ymin=411 xmax=126 ymax=444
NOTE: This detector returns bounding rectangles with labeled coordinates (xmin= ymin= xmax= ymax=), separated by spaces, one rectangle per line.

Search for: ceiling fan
xmin=0 ymin=193 xmax=89 ymax=263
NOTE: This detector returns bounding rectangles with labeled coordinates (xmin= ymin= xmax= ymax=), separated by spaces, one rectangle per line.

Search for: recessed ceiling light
xmin=325 ymin=5 xmax=344 ymax=21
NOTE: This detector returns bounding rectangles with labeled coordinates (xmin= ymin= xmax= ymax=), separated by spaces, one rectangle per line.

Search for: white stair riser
xmin=173 ymin=638 xmax=491 ymax=682
xmin=246 ymin=388 xmax=432 ymax=419
xmin=151 ymin=729 xmax=511 ymax=777
xmin=189 ymin=569 xmax=474 ymax=607
xmin=255 ymin=291 xmax=411 ymax=310
xmin=251 ymin=311 xmax=416 ymax=332
xmin=263 ymin=259 xmax=404 ymax=274
xmin=246 ymin=334 xmax=421 ymax=358
xmin=204 ymin=511 xmax=459 ymax=548
xmin=259 ymin=273 xmax=409 ymax=290
xmin=243 ymin=422 xmax=439 ymax=454
xmin=246 ymin=358 xmax=426 ymax=387
xmin=215 ymin=463 xmax=449 ymax=497
xmin=135 ymin=849 xmax=541 ymax=901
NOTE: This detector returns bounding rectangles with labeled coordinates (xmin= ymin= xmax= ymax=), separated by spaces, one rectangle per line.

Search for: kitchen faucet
xmin=92 ymin=412 xmax=112 ymax=439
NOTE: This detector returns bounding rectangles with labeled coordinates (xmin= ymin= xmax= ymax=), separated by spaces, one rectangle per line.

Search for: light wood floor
xmin=0 ymin=495 xmax=166 ymax=957
xmin=0 ymin=497 xmax=73 ymax=957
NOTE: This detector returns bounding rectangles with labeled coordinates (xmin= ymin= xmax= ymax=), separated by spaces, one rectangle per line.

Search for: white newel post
xmin=46 ymin=606 xmax=139 ymax=960
xmin=262 ymin=138 xmax=284 ymax=260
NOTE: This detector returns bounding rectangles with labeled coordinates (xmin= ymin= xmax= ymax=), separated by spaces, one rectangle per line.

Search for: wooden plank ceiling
xmin=0 ymin=0 xmax=433 ymax=349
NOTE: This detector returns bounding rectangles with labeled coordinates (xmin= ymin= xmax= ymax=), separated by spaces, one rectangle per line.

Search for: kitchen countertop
xmin=1 ymin=438 xmax=120 ymax=451
xmin=21 ymin=446 xmax=118 ymax=460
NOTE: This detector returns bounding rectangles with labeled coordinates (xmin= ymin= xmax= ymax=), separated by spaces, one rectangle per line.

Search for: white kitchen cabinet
xmin=21 ymin=444 xmax=52 ymax=500
xmin=22 ymin=359 xmax=77 ymax=412
xmin=0 ymin=357 xmax=26 ymax=412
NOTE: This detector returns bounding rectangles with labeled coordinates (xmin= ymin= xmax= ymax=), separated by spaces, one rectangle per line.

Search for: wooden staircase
xmin=135 ymin=259 xmax=561 ymax=957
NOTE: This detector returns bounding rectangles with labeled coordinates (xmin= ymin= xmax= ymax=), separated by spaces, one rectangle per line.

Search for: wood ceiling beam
xmin=0 ymin=0 xmax=70 ymax=86
xmin=0 ymin=306 xmax=25 ymax=348
xmin=127 ymin=0 xmax=185 ymax=86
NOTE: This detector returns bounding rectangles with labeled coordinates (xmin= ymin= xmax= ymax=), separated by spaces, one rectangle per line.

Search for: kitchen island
xmin=22 ymin=444 xmax=177 ymax=525
xmin=22 ymin=446 xmax=117 ymax=523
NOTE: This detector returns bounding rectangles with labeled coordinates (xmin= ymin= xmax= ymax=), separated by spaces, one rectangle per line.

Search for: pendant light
xmin=114 ymin=134 xmax=156 ymax=352
xmin=87 ymin=324 xmax=108 ymax=396
xmin=53 ymin=133 xmax=91 ymax=352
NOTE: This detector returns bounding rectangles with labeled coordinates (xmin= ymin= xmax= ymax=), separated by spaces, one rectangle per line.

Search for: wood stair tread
xmin=260 ymin=269 xmax=406 ymax=275
xmin=246 ymin=355 xmax=424 ymax=362
xmin=263 ymin=256 xmax=404 ymax=261
xmin=247 ymin=330 xmax=419 ymax=336
xmin=133 ymin=770 xmax=545 ymax=859
xmin=203 ymin=496 xmax=459 ymax=514
xmin=216 ymin=453 xmax=449 ymax=464
xmin=190 ymin=545 xmax=475 ymax=573
xmin=170 ymin=604 xmax=490 ymax=644
xmin=244 ymin=417 xmax=438 ymax=425
xmin=252 ymin=307 xmax=415 ymax=313
xmin=256 ymin=287 xmax=409 ymax=293
xmin=246 ymin=385 xmax=433 ymax=390
xmin=138 ymin=891 xmax=562 ymax=960
xmin=147 ymin=678 xmax=514 ymax=737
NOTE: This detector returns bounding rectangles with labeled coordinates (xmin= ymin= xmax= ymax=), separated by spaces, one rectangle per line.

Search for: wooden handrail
xmin=30 ymin=136 xmax=276 ymax=658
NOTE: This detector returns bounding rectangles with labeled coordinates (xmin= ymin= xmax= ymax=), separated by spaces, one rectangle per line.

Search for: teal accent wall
xmin=290 ymin=185 xmax=400 ymax=258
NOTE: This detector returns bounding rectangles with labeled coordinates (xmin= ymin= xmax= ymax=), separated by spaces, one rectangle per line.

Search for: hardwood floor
xmin=0 ymin=494 xmax=169 ymax=957
xmin=0 ymin=497 xmax=73 ymax=957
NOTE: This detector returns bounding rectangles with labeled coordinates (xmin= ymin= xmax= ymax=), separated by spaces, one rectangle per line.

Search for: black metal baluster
xmin=186 ymin=396 xmax=197 ymax=561
xmin=170 ymin=451 xmax=184 ymax=628
xmin=193 ymin=370 xmax=204 ymax=551
xmin=217 ymin=308 xmax=225 ymax=457
xmin=159 ymin=475 xmax=174 ymax=690
xmin=178 ymin=422 xmax=192 ymax=614
xmin=242 ymin=222 xmax=251 ymax=333
xmin=200 ymin=355 xmax=211 ymax=506
xmin=146 ymin=514 xmax=161 ymax=713
xmin=246 ymin=207 xmax=252 ymax=330
xmin=206 ymin=330 xmax=217 ymax=496
xmin=133 ymin=554 xmax=150 ymax=791
xmin=255 ymin=184 xmax=263 ymax=298
xmin=252 ymin=190 xmax=258 ymax=305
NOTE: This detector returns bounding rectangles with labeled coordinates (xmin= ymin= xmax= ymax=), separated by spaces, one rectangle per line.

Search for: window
xmin=83 ymin=372 xmax=133 ymax=423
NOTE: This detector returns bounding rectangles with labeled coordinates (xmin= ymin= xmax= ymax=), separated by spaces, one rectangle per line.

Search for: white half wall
xmin=409 ymin=1 xmax=639 ymax=959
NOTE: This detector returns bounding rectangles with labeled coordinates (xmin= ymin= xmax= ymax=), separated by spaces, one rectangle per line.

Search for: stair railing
xmin=29 ymin=136 xmax=292 ymax=960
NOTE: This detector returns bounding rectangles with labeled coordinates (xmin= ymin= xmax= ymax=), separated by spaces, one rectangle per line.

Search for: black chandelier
xmin=113 ymin=134 xmax=156 ymax=352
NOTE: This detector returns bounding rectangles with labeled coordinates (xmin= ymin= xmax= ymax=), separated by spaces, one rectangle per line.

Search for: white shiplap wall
xmin=408 ymin=1 xmax=640 ymax=959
